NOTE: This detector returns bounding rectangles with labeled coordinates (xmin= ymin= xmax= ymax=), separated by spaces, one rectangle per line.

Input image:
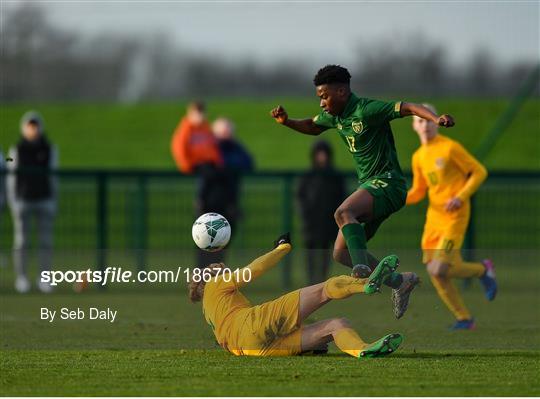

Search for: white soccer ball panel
xmin=191 ymin=213 xmax=231 ymax=252
xmin=192 ymin=222 xmax=212 ymax=249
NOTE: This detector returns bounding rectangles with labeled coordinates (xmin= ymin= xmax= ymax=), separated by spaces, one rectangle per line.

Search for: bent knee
xmin=334 ymin=207 xmax=353 ymax=227
xmin=328 ymin=317 xmax=351 ymax=331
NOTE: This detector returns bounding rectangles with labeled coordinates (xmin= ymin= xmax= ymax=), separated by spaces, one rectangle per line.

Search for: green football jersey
xmin=313 ymin=93 xmax=406 ymax=184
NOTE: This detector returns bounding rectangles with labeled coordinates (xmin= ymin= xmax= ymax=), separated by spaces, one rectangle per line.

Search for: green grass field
xmin=1 ymin=98 xmax=539 ymax=396
xmin=1 ymin=257 xmax=539 ymax=396
xmin=1 ymin=99 xmax=539 ymax=171
xmin=2 ymin=350 xmax=538 ymax=396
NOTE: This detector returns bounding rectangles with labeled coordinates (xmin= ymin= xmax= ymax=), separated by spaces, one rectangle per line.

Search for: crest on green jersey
xmin=352 ymin=120 xmax=364 ymax=134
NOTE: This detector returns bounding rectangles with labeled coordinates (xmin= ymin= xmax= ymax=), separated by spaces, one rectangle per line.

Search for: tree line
xmin=1 ymin=4 xmax=538 ymax=102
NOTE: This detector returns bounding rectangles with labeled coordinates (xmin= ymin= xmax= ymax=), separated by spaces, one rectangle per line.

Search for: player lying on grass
xmin=270 ymin=65 xmax=455 ymax=318
xmin=406 ymin=104 xmax=497 ymax=330
xmin=189 ymin=233 xmax=403 ymax=358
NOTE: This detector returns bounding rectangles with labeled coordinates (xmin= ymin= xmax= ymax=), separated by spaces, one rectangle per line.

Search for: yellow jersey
xmin=202 ymin=275 xmax=251 ymax=353
xmin=202 ymin=244 xmax=292 ymax=355
xmin=407 ymin=134 xmax=487 ymax=223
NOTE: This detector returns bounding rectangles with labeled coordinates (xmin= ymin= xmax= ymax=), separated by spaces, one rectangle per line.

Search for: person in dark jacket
xmin=7 ymin=111 xmax=58 ymax=293
xmin=194 ymin=118 xmax=255 ymax=268
xmin=212 ymin=117 xmax=254 ymax=229
xmin=298 ymin=140 xmax=346 ymax=285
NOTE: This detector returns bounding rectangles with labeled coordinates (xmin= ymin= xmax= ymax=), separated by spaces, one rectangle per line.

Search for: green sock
xmin=384 ymin=272 xmax=403 ymax=289
xmin=341 ymin=223 xmax=368 ymax=266
xmin=366 ymin=252 xmax=380 ymax=269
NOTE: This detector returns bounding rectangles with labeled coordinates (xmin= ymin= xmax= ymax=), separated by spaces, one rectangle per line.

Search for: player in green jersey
xmin=270 ymin=65 xmax=455 ymax=318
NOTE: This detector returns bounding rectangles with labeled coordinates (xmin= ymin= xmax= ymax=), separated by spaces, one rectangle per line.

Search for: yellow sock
xmin=447 ymin=258 xmax=485 ymax=279
xmin=334 ymin=328 xmax=367 ymax=358
xmin=430 ymin=275 xmax=471 ymax=320
xmin=323 ymin=275 xmax=366 ymax=300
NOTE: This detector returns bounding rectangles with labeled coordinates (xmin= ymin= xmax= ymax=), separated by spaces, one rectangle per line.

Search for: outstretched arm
xmin=212 ymin=235 xmax=292 ymax=291
xmin=401 ymin=102 xmax=455 ymax=128
xmin=233 ymin=243 xmax=292 ymax=288
xmin=270 ymin=105 xmax=326 ymax=135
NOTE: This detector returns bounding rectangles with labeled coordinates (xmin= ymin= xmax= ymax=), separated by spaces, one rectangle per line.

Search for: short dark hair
xmin=313 ymin=65 xmax=351 ymax=86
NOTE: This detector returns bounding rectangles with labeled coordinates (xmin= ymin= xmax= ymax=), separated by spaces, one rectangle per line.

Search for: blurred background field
xmin=1 ymin=99 xmax=539 ymax=170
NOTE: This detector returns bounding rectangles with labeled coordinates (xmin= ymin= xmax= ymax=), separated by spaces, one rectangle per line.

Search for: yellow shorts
xmin=232 ymin=290 xmax=302 ymax=357
xmin=421 ymin=224 xmax=466 ymax=264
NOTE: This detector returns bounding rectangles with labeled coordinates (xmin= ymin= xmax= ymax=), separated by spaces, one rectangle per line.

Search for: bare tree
xmin=1 ymin=4 xmax=536 ymax=102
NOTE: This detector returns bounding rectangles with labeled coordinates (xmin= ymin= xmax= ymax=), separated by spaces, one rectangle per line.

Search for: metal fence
xmin=0 ymin=170 xmax=538 ymax=282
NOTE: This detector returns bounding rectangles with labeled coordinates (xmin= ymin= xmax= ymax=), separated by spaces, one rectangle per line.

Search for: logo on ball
xmin=192 ymin=213 xmax=231 ymax=252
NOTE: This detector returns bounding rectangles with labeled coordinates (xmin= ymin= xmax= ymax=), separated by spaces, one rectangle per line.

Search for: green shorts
xmin=358 ymin=177 xmax=407 ymax=240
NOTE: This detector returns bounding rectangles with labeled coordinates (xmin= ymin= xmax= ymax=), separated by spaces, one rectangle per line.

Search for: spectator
xmin=7 ymin=111 xmax=58 ymax=293
xmin=212 ymin=117 xmax=254 ymax=230
xmin=171 ymin=101 xmax=223 ymax=176
xmin=297 ymin=141 xmax=346 ymax=285
xmin=170 ymin=102 xmax=226 ymax=267
xmin=171 ymin=101 xmax=224 ymax=212
xmin=213 ymin=118 xmax=254 ymax=172
xmin=0 ymin=148 xmax=5 ymax=215
xmin=0 ymin=148 xmax=5 ymax=268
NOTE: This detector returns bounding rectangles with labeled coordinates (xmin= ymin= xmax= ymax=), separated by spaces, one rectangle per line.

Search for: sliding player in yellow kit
xmin=189 ymin=233 xmax=403 ymax=358
xmin=406 ymin=104 xmax=497 ymax=330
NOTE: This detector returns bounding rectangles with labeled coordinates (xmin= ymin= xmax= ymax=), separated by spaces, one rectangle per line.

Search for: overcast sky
xmin=3 ymin=1 xmax=539 ymax=69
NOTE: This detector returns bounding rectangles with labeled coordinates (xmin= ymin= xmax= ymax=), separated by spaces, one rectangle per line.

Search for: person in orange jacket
xmin=171 ymin=101 xmax=226 ymax=268
xmin=171 ymin=101 xmax=223 ymax=175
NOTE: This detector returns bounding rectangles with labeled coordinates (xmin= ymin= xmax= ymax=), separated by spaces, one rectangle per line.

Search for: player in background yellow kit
xmin=406 ymin=104 xmax=497 ymax=330
xmin=189 ymin=233 xmax=404 ymax=358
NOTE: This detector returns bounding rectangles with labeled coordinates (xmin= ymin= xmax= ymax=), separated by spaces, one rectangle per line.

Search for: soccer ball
xmin=192 ymin=212 xmax=231 ymax=252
